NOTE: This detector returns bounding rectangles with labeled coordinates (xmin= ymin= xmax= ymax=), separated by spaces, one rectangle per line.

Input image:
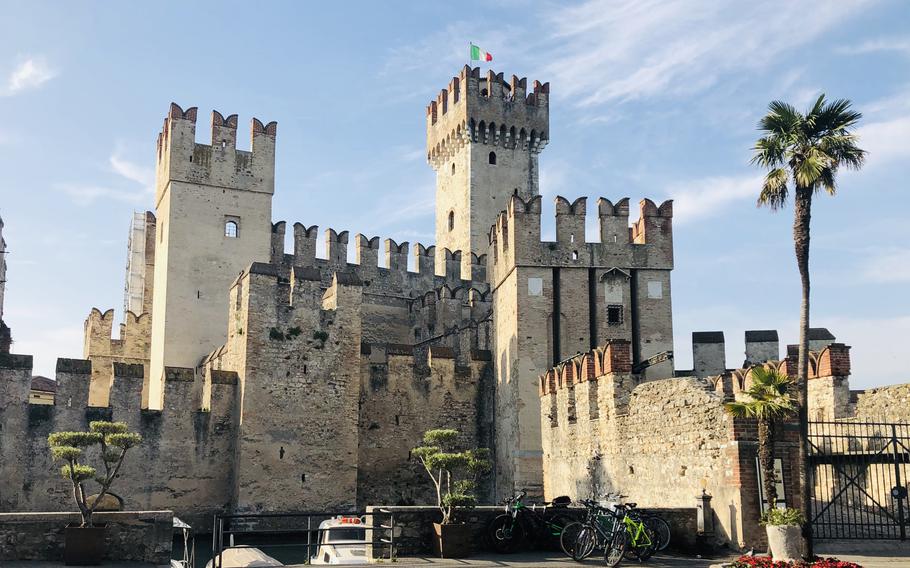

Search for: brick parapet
xmin=539 ymin=340 xmax=632 ymax=396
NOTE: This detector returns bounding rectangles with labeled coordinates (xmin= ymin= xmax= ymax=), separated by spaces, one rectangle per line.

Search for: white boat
xmin=310 ymin=516 xmax=369 ymax=565
xmin=206 ymin=546 xmax=284 ymax=568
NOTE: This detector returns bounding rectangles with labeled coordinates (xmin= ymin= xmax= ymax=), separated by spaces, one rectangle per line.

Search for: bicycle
xmin=488 ymin=490 xmax=574 ymax=553
xmin=562 ymin=501 xmax=657 ymax=566
xmin=560 ymin=499 xmax=618 ymax=561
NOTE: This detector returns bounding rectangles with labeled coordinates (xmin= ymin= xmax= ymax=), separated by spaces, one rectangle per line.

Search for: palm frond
xmin=757 ymin=168 xmax=789 ymax=210
xmin=759 ymin=100 xmax=802 ymax=136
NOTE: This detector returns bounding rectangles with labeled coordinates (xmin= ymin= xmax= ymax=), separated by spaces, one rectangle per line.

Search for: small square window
xmin=607 ymin=305 xmax=623 ymax=325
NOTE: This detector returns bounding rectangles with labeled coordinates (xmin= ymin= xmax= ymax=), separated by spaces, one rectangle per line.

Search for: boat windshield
xmin=326 ymin=527 xmax=365 ymax=542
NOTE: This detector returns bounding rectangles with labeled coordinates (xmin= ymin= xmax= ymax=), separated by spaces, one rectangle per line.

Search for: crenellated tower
xmin=487 ymin=193 xmax=674 ymax=499
xmin=427 ymin=66 xmax=549 ymax=276
xmin=148 ymin=104 xmax=277 ymax=409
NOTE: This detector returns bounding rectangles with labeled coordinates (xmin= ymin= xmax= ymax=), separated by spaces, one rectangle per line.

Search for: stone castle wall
xmin=539 ymin=342 xmax=802 ymax=550
xmin=0 ymin=354 xmax=237 ymax=529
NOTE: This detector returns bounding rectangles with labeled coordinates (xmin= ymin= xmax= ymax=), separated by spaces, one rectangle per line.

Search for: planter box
xmin=433 ymin=522 xmax=472 ymax=558
xmin=766 ymin=525 xmax=805 ymax=562
xmin=64 ymin=524 xmax=106 ymax=566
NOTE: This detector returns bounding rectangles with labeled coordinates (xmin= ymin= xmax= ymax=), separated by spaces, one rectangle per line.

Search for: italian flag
xmin=470 ymin=43 xmax=493 ymax=62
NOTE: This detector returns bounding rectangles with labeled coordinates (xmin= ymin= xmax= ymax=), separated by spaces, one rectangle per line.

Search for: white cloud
xmin=109 ymin=150 xmax=154 ymax=191
xmin=837 ymin=37 xmax=910 ymax=57
xmin=862 ymin=248 xmax=910 ymax=284
xmin=540 ymin=0 xmax=872 ymax=106
xmin=664 ymin=174 xmax=762 ymax=224
xmin=855 ymin=115 xmax=910 ymax=169
xmin=3 ymin=57 xmax=57 ymax=96
xmin=57 ymin=147 xmax=155 ymax=205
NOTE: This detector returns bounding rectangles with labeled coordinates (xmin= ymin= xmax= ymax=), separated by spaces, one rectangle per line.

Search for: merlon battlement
xmin=268 ymin=222 xmax=488 ymax=283
xmin=156 ymin=103 xmax=277 ymax=195
xmin=487 ymin=194 xmax=674 ymax=277
xmin=426 ymin=67 xmax=549 ymax=167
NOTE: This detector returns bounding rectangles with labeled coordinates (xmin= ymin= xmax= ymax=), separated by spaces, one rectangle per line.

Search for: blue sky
xmin=0 ymin=0 xmax=908 ymax=388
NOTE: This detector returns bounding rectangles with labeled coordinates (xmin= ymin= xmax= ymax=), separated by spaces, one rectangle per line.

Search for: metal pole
xmin=892 ymin=424 xmax=906 ymax=541
xmin=307 ymin=515 xmax=312 ymax=564
xmin=389 ymin=510 xmax=396 ymax=561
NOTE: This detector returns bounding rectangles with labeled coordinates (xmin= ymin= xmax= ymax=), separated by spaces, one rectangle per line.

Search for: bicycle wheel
xmin=625 ymin=523 xmax=656 ymax=561
xmin=573 ymin=524 xmax=598 ymax=561
xmin=544 ymin=513 xmax=575 ymax=549
xmin=603 ymin=525 xmax=626 ymax=567
xmin=559 ymin=521 xmax=583 ymax=558
xmin=644 ymin=515 xmax=671 ymax=551
xmin=488 ymin=514 xmax=524 ymax=553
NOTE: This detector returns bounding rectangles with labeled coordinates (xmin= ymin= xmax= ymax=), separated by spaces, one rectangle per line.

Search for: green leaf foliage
xmin=760 ymin=507 xmax=806 ymax=527
xmin=106 ymin=432 xmax=142 ymax=449
xmin=48 ymin=431 xmax=103 ymax=448
xmin=724 ymin=367 xmax=797 ymax=421
xmin=50 ymin=446 xmax=82 ymax=462
xmin=412 ymin=429 xmax=490 ymax=524
xmin=61 ymin=464 xmax=96 ymax=482
xmin=423 ymin=429 xmax=459 ymax=448
xmin=89 ymin=421 xmax=128 ymax=435
xmin=751 ymin=94 xmax=865 ymax=210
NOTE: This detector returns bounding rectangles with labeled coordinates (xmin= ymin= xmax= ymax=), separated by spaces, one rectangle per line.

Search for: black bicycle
xmin=488 ymin=490 xmax=574 ymax=553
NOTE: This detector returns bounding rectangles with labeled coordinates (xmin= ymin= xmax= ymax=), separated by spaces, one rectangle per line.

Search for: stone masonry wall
xmin=357 ymin=345 xmax=491 ymax=507
xmin=0 ymin=354 xmax=237 ymax=530
xmin=0 ymin=511 xmax=173 ymax=563
xmin=852 ymin=383 xmax=910 ymax=422
xmin=539 ymin=343 xmax=801 ymax=550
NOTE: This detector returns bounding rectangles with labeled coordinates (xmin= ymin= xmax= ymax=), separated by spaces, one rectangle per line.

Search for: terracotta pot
xmin=433 ymin=522 xmax=472 ymax=558
xmin=64 ymin=524 xmax=106 ymax=565
xmin=766 ymin=525 xmax=805 ymax=562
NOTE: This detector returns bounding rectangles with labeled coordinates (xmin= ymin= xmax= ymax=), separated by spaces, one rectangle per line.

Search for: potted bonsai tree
xmin=725 ymin=367 xmax=802 ymax=559
xmin=47 ymin=421 xmax=142 ymax=565
xmin=412 ymin=429 xmax=490 ymax=558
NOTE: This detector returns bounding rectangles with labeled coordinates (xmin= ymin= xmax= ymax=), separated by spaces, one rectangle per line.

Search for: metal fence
xmin=808 ymin=421 xmax=909 ymax=540
xmin=211 ymin=510 xmax=395 ymax=567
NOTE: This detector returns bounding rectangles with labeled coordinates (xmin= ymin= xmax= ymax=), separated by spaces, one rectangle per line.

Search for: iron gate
xmin=808 ymin=421 xmax=909 ymax=540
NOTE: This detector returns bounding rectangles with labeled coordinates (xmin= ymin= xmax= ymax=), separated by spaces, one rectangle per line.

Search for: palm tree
xmin=725 ymin=367 xmax=797 ymax=511
xmin=752 ymin=94 xmax=865 ymax=554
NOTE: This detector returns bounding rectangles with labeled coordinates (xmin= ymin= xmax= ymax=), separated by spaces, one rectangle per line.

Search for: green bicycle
xmin=564 ymin=501 xmax=658 ymax=566
xmin=488 ymin=490 xmax=574 ymax=553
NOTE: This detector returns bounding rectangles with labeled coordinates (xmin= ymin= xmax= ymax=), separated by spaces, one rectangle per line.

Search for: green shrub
xmin=412 ymin=429 xmax=490 ymax=524
xmin=47 ymin=421 xmax=142 ymax=527
xmin=760 ymin=507 xmax=805 ymax=526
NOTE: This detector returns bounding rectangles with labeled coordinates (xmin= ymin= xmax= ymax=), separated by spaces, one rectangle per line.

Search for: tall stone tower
xmin=427 ymin=66 xmax=549 ymax=274
xmin=148 ymin=104 xmax=276 ymax=409
xmin=0 ymin=214 xmax=9 ymax=354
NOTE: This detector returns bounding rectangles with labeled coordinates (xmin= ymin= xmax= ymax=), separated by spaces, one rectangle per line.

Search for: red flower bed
xmin=731 ymin=556 xmax=862 ymax=568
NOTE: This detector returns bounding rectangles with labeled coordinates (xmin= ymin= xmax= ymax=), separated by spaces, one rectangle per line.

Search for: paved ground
xmin=4 ymin=549 xmax=908 ymax=567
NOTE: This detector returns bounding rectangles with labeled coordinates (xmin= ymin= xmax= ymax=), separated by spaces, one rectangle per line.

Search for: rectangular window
xmin=647 ymin=280 xmax=663 ymax=299
xmin=607 ymin=305 xmax=623 ymax=325
xmin=528 ymin=277 xmax=543 ymax=296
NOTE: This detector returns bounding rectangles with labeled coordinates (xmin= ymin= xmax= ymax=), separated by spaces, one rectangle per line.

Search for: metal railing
xmin=211 ymin=510 xmax=396 ymax=567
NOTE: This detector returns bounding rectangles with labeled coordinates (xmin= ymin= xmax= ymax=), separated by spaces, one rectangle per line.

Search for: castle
xmin=0 ymin=66 xmax=906 ymax=547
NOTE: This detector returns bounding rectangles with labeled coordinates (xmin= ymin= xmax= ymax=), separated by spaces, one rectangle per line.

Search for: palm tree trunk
xmin=758 ymin=417 xmax=777 ymax=510
xmin=793 ymin=186 xmax=813 ymax=558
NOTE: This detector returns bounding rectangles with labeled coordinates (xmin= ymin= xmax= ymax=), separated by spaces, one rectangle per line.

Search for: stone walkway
xmin=4 ymin=550 xmax=909 ymax=567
